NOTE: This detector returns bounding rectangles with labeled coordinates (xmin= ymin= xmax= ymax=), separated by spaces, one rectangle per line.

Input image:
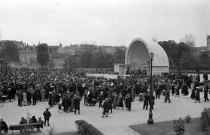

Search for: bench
xmin=9 ymin=123 xmax=43 ymax=134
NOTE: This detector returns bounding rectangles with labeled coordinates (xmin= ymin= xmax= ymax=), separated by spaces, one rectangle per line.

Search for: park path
xmin=1 ymin=91 xmax=209 ymax=135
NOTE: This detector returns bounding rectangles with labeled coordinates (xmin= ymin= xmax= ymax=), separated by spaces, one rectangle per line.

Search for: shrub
xmin=201 ymin=111 xmax=209 ymax=131
xmin=200 ymin=119 xmax=208 ymax=131
xmin=75 ymin=120 xmax=103 ymax=135
xmin=202 ymin=108 xmax=210 ymax=125
xmin=173 ymin=117 xmax=185 ymax=135
xmin=47 ymin=126 xmax=56 ymax=135
xmin=22 ymin=125 xmax=32 ymax=135
xmin=184 ymin=115 xmax=191 ymax=123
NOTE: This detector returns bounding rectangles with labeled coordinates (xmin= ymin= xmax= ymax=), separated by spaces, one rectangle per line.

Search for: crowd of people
xmin=0 ymin=67 xmax=209 ymax=133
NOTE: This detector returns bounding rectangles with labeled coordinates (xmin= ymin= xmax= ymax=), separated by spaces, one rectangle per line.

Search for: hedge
xmin=75 ymin=120 xmax=103 ymax=135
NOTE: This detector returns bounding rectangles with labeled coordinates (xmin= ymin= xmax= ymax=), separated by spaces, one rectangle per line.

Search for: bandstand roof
xmin=125 ymin=38 xmax=169 ymax=67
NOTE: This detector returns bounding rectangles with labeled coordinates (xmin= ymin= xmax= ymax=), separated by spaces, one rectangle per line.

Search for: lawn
xmin=130 ymin=118 xmax=210 ymax=135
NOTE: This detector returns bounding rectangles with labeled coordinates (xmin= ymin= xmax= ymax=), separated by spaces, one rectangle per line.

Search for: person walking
xmin=194 ymin=88 xmax=200 ymax=103
xmin=204 ymin=85 xmax=209 ymax=102
xmin=27 ymin=89 xmax=32 ymax=105
xmin=43 ymin=108 xmax=51 ymax=126
xmin=74 ymin=94 xmax=81 ymax=114
xmin=7 ymin=88 xmax=13 ymax=102
xmin=113 ymin=92 xmax=119 ymax=109
xmin=83 ymin=90 xmax=88 ymax=106
xmin=108 ymin=96 xmax=113 ymax=113
xmin=117 ymin=93 xmax=124 ymax=109
xmin=17 ymin=90 xmax=23 ymax=106
xmin=149 ymin=94 xmax=155 ymax=110
xmin=143 ymin=93 xmax=149 ymax=110
xmin=40 ymin=87 xmax=46 ymax=102
xmin=125 ymin=94 xmax=132 ymax=111
xmin=32 ymin=91 xmax=37 ymax=105
xmin=98 ymin=91 xmax=103 ymax=108
xmin=164 ymin=83 xmax=171 ymax=103
xmin=102 ymin=98 xmax=109 ymax=118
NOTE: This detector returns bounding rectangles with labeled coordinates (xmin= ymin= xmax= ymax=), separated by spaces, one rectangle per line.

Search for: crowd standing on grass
xmin=0 ymin=68 xmax=209 ymax=129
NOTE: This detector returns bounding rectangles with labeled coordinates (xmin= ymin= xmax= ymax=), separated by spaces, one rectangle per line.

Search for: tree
xmin=36 ymin=43 xmax=50 ymax=67
xmin=113 ymin=47 xmax=125 ymax=64
xmin=158 ymin=41 xmax=192 ymax=72
xmin=104 ymin=53 xmax=114 ymax=68
xmin=47 ymin=59 xmax=55 ymax=69
xmin=181 ymin=33 xmax=196 ymax=47
xmin=0 ymin=41 xmax=19 ymax=62
xmin=180 ymin=52 xmax=197 ymax=70
xmin=63 ymin=56 xmax=79 ymax=72
xmin=95 ymin=48 xmax=106 ymax=68
xmin=198 ymin=51 xmax=210 ymax=70
xmin=79 ymin=44 xmax=95 ymax=68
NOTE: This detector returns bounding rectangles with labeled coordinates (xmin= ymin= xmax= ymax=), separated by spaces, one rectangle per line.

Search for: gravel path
xmin=1 ymin=91 xmax=209 ymax=135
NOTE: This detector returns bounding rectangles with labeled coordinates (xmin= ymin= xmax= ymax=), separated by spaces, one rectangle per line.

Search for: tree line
xmin=158 ymin=40 xmax=210 ymax=72
xmin=0 ymin=41 xmax=126 ymax=71
xmin=1 ymin=37 xmax=209 ymax=73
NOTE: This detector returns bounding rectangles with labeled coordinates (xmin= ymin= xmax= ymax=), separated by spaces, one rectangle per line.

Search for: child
xmin=58 ymin=99 xmax=62 ymax=113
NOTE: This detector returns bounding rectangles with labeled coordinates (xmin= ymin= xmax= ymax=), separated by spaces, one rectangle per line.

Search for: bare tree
xmin=181 ymin=33 xmax=196 ymax=47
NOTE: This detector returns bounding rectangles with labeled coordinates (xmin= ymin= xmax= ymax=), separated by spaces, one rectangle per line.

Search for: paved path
xmin=1 ymin=92 xmax=210 ymax=135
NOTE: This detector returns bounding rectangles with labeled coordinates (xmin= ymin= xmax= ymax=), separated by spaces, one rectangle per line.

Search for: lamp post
xmin=0 ymin=58 xmax=3 ymax=83
xmin=148 ymin=52 xmax=154 ymax=124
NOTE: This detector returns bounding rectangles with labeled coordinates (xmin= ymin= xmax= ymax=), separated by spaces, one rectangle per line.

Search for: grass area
xmin=130 ymin=118 xmax=210 ymax=135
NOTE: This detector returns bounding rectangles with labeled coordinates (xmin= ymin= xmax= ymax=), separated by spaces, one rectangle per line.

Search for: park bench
xmin=9 ymin=123 xmax=43 ymax=134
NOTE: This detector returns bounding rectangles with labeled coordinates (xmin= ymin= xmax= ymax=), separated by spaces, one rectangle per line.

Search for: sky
xmin=0 ymin=0 xmax=210 ymax=47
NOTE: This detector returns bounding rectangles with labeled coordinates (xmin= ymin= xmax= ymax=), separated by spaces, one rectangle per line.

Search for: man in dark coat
xmin=143 ymin=93 xmax=149 ymax=110
xmin=43 ymin=108 xmax=51 ymax=126
xmin=149 ymin=94 xmax=155 ymax=110
xmin=204 ymin=85 xmax=209 ymax=102
xmin=27 ymin=89 xmax=32 ymax=105
xmin=0 ymin=118 xmax=8 ymax=133
xmin=7 ymin=88 xmax=13 ymax=102
xmin=102 ymin=98 xmax=109 ymax=118
xmin=125 ymin=94 xmax=132 ymax=111
xmin=32 ymin=91 xmax=37 ymax=105
xmin=108 ymin=96 xmax=113 ymax=113
xmin=74 ymin=95 xmax=81 ymax=114
xmin=165 ymin=83 xmax=171 ymax=103
xmin=17 ymin=90 xmax=23 ymax=106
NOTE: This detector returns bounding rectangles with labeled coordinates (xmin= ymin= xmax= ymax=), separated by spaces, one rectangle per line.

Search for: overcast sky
xmin=0 ymin=0 xmax=210 ymax=47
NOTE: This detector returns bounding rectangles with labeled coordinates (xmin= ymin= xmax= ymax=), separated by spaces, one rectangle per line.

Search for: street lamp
xmin=0 ymin=58 xmax=3 ymax=83
xmin=148 ymin=52 xmax=154 ymax=124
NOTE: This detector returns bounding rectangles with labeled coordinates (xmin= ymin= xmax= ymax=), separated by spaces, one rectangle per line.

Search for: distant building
xmin=191 ymin=35 xmax=210 ymax=56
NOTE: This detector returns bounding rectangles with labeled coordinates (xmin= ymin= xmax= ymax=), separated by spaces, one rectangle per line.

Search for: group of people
xmin=0 ymin=68 xmax=210 ymax=133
